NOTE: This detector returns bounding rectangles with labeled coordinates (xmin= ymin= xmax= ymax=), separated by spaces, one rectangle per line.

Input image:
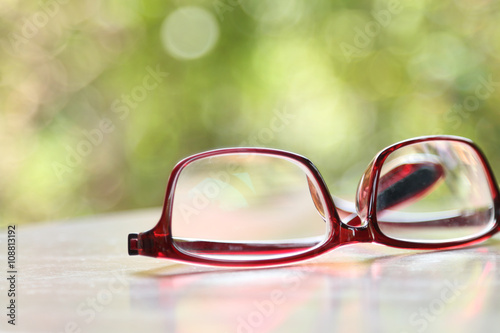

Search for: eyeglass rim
xmin=156 ymin=147 xmax=341 ymax=267
xmin=128 ymin=135 xmax=500 ymax=267
xmin=364 ymin=135 xmax=500 ymax=249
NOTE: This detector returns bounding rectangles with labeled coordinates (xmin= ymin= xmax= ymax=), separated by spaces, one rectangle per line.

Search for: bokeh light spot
xmin=161 ymin=6 xmax=219 ymax=60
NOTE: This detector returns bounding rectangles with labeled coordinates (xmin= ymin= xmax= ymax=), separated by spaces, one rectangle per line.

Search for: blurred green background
xmin=1 ymin=0 xmax=500 ymax=224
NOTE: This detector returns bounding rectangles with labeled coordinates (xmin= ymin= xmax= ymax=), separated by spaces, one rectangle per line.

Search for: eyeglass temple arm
xmin=376 ymin=162 xmax=445 ymax=212
xmin=334 ymin=161 xmax=445 ymax=223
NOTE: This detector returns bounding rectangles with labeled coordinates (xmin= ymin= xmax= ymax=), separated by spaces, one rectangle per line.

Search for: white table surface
xmin=1 ymin=208 xmax=499 ymax=333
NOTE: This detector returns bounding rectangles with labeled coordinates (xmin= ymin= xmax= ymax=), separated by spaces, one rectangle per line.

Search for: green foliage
xmin=1 ymin=0 xmax=499 ymax=223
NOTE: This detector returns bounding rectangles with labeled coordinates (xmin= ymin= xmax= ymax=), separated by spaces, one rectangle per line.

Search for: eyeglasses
xmin=128 ymin=136 xmax=500 ymax=267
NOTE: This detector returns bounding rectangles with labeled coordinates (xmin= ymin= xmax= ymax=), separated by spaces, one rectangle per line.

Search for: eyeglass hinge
xmin=128 ymin=233 xmax=139 ymax=255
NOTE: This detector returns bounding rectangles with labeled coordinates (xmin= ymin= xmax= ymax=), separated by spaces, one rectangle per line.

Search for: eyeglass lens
xmin=376 ymin=141 xmax=495 ymax=243
xmin=171 ymin=154 xmax=329 ymax=261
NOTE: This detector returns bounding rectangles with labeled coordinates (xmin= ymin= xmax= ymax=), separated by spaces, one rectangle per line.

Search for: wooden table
xmin=1 ymin=208 xmax=499 ymax=333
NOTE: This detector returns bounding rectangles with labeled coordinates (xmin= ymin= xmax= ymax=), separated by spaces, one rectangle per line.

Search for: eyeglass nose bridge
xmin=338 ymin=213 xmax=373 ymax=244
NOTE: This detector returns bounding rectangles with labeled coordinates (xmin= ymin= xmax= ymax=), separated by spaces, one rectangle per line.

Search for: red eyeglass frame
xmin=128 ymin=135 xmax=500 ymax=267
